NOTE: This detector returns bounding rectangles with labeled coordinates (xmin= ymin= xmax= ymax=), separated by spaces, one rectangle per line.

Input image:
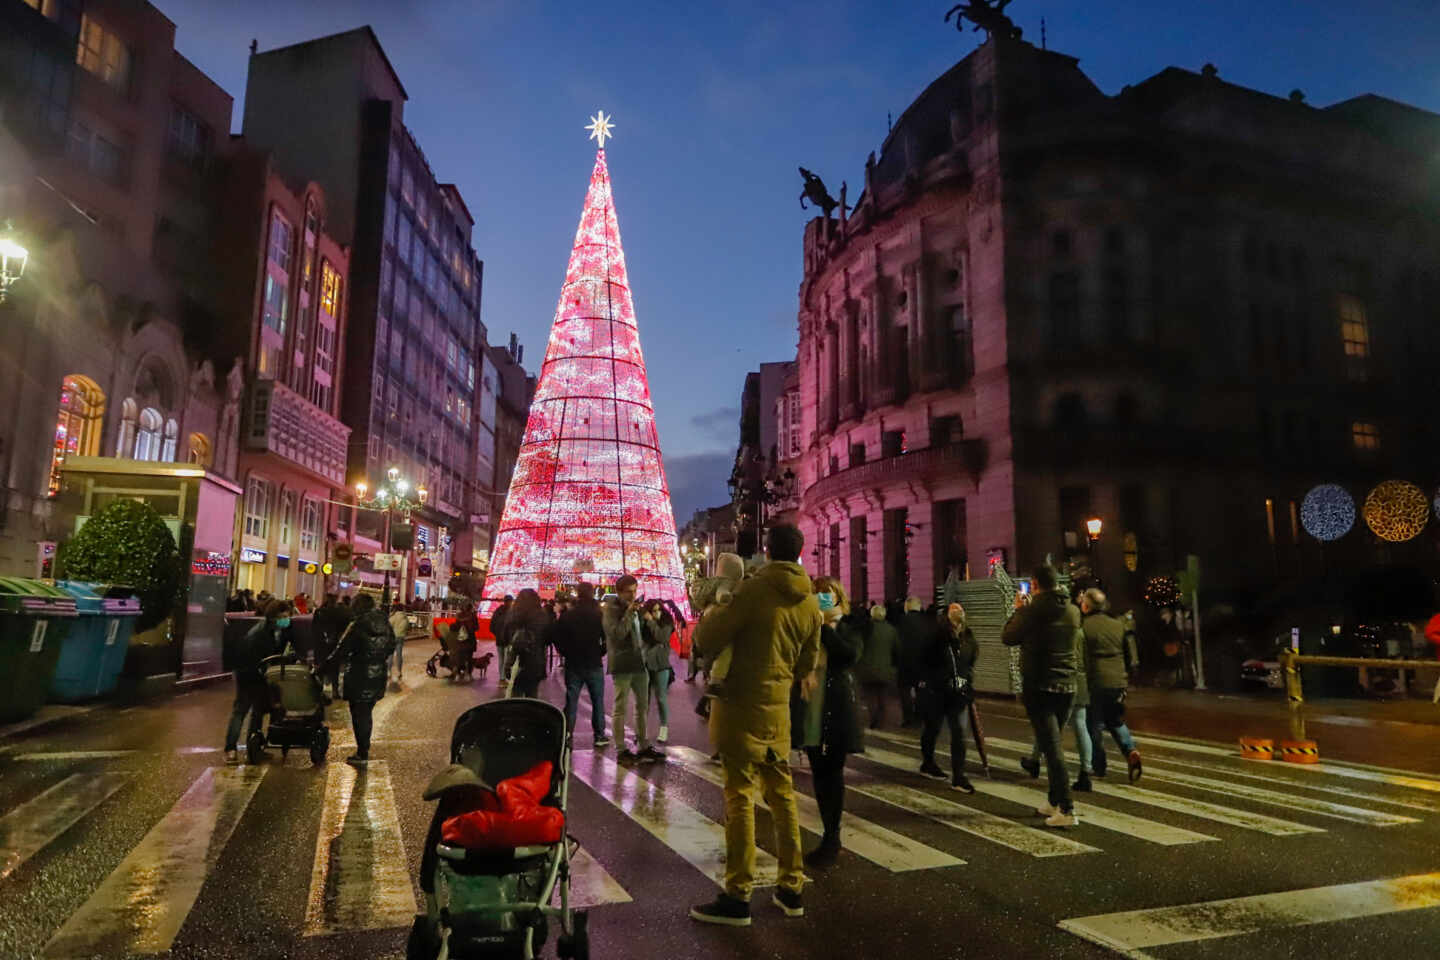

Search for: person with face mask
xmin=917 ymin=603 xmax=979 ymax=793
xmin=792 ymin=576 xmax=865 ymax=869
xmin=224 ymin=599 xmax=291 ymax=762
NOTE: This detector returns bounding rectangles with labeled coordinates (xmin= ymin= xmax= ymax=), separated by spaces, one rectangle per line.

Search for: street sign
xmin=334 ymin=543 xmax=353 ymax=562
xmin=374 ymin=553 xmax=402 ymax=571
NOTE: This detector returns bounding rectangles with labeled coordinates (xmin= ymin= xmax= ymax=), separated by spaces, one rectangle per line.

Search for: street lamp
xmin=0 ymin=222 xmax=30 ymax=303
xmin=356 ymin=468 xmax=425 ymax=613
xmin=1086 ymin=516 xmax=1103 ymax=587
xmin=1086 ymin=517 xmax=1103 ymax=541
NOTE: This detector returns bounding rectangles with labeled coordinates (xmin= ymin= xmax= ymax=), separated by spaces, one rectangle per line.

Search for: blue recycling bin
xmin=50 ymin=582 xmax=141 ymax=703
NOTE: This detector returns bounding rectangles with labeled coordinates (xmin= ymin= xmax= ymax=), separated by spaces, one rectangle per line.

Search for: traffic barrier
xmin=1238 ymin=737 xmax=1274 ymax=760
xmin=1279 ymin=739 xmax=1320 ymax=764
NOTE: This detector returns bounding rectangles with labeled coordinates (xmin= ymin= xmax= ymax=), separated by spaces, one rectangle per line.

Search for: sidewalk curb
xmin=0 ymin=704 xmax=101 ymax=743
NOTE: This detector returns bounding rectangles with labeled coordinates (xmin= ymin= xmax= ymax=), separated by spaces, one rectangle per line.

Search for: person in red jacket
xmin=1425 ymin=613 xmax=1440 ymax=658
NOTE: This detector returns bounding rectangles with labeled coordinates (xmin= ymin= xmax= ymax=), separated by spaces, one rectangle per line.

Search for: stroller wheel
xmin=559 ymin=911 xmax=589 ymax=960
xmin=246 ymin=730 xmax=265 ymax=763
xmin=310 ymin=727 xmax=330 ymax=765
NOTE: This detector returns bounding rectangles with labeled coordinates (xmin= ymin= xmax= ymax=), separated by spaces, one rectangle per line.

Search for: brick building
xmin=795 ymin=28 xmax=1440 ymax=609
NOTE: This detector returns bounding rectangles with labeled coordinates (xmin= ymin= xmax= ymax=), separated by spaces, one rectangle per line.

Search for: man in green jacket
xmin=1003 ymin=564 xmax=1081 ymax=827
xmin=689 ymin=524 xmax=821 ymax=928
xmin=1081 ymin=588 xmax=1143 ymax=782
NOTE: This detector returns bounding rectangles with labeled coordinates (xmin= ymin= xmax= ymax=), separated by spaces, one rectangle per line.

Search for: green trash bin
xmin=51 ymin=582 xmax=141 ymax=703
xmin=0 ymin=578 xmax=79 ymax=724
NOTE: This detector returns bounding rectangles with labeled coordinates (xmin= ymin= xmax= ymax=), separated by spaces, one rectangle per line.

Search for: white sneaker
xmin=1045 ymin=809 xmax=1079 ymax=828
xmin=658 ymin=725 xmax=669 ymax=743
xmin=1036 ymin=802 xmax=1060 ymax=817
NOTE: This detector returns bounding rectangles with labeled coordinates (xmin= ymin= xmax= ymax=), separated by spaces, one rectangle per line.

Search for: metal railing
xmin=1278 ymin=649 xmax=1440 ymax=740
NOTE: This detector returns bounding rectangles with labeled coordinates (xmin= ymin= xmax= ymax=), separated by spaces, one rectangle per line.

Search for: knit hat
xmin=870 ymin=604 xmax=887 ymax=620
xmin=715 ymin=552 xmax=745 ymax=583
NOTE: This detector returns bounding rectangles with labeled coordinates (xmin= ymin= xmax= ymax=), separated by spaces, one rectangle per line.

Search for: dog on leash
xmin=474 ymin=651 xmax=495 ymax=680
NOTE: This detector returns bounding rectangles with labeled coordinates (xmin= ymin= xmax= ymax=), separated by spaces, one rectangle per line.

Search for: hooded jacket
xmin=551 ymin=598 xmax=606 ymax=671
xmin=695 ymin=561 xmax=822 ymax=762
xmin=642 ymin=608 xmax=675 ymax=674
xmin=601 ymin=595 xmax=646 ymax=675
xmin=1002 ymin=587 xmax=1080 ymax=695
xmin=328 ymin=609 xmax=396 ymax=703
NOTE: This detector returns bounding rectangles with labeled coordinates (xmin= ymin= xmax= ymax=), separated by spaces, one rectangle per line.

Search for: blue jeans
xmin=224 ymin=675 xmax=269 ymax=751
xmin=648 ymin=667 xmax=672 ymax=728
xmin=1088 ymin=688 xmax=1137 ymax=776
xmin=1030 ymin=702 xmax=1093 ymax=774
xmin=565 ymin=665 xmax=606 ymax=738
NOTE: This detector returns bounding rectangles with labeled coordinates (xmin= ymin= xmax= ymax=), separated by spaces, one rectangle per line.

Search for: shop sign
xmin=240 ymin=547 xmax=266 ymax=564
xmin=321 ymin=562 xmax=334 ymax=576
xmin=302 ymin=560 xmax=319 ymax=575
xmin=192 ymin=551 xmax=232 ymax=578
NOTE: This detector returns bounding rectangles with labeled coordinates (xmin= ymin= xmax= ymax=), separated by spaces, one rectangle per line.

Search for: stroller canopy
xmin=451 ymin=700 xmax=568 ymax=803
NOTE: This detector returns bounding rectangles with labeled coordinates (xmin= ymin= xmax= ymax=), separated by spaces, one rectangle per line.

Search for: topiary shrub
xmin=57 ymin=499 xmax=183 ymax=631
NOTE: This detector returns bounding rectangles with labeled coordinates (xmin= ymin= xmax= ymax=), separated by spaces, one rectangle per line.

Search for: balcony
xmin=802 ymin=440 xmax=987 ymax=510
xmin=244 ymin=380 xmax=351 ymax=486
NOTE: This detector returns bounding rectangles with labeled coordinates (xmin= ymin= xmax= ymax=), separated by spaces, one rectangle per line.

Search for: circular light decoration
xmin=1433 ymin=487 xmax=1440 ymax=522
xmin=1363 ymin=480 xmax=1429 ymax=543
xmin=1300 ymin=484 xmax=1355 ymax=542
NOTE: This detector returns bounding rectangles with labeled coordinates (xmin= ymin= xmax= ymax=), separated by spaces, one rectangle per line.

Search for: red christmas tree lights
xmin=485 ymin=131 xmax=688 ymax=611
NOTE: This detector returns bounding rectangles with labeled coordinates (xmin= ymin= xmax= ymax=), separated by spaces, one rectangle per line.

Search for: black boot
xmin=804 ymin=835 xmax=841 ymax=869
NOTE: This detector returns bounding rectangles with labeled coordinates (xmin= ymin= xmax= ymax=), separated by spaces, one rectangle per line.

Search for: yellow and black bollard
xmin=1277 ymin=648 xmax=1320 ymax=763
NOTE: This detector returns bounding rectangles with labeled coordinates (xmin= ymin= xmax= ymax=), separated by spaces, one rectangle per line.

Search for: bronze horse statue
xmin=799 ymin=167 xmax=838 ymax=218
xmin=945 ymin=0 xmax=1020 ymax=38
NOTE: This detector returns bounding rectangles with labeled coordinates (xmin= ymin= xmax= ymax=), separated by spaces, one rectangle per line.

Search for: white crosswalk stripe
xmin=303 ymin=760 xmax=418 ymax=937
xmin=0 ymin=773 xmax=133 ymax=880
xmin=569 ymin=746 xmax=780 ymax=888
xmin=43 ymin=766 xmax=266 ymax=958
xmin=667 ymin=744 xmax=966 ymax=871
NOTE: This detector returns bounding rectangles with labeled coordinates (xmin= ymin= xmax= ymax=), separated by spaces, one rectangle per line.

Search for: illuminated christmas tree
xmin=485 ymin=113 xmax=688 ymax=611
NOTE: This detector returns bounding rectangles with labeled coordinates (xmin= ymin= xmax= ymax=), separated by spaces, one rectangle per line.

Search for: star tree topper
xmin=586 ymin=110 xmax=615 ymax=149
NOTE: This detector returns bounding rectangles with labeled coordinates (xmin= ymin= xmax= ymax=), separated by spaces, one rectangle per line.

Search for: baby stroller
xmin=249 ymin=653 xmax=331 ymax=765
xmin=409 ymin=699 xmax=587 ymax=960
xmin=426 ymin=645 xmax=455 ymax=679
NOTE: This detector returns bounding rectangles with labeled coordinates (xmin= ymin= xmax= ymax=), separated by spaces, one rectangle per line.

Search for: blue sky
xmin=160 ymin=0 xmax=1439 ymax=523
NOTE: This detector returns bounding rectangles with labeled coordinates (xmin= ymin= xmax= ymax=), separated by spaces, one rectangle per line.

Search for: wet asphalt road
xmin=2 ymin=638 xmax=1439 ymax=960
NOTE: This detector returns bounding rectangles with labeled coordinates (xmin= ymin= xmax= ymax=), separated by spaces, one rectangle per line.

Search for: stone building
xmin=796 ymin=28 xmax=1440 ymax=608
xmin=0 ymin=0 xmax=233 ymax=577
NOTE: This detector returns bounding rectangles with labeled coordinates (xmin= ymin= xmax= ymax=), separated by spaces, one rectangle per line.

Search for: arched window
xmin=116 ymin=398 xmax=138 ymax=457
xmin=133 ymin=407 xmax=164 ymax=461
xmin=188 ymin=432 xmax=212 ymax=468
xmin=49 ymin=375 xmax=106 ymax=496
xmin=161 ymin=418 xmax=179 ymax=462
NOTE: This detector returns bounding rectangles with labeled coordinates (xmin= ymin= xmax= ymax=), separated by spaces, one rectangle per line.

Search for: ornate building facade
xmin=796 ymin=30 xmax=1440 ymax=608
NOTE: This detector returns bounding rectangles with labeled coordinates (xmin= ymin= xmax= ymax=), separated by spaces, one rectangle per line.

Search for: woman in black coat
xmin=793 ymin=576 xmax=864 ymax=869
xmin=918 ymin=602 xmax=979 ymax=793
xmin=321 ymin=593 xmax=395 ymax=766
xmin=502 ymin=589 xmax=552 ymax=699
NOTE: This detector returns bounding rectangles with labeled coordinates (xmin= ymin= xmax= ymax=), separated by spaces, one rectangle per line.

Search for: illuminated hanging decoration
xmin=1300 ymin=483 xmax=1355 ymax=542
xmin=1362 ymin=480 xmax=1428 ymax=543
xmin=485 ymin=117 xmax=689 ymax=613
xmin=1433 ymin=486 xmax=1440 ymax=523
xmin=1142 ymin=575 xmax=1179 ymax=608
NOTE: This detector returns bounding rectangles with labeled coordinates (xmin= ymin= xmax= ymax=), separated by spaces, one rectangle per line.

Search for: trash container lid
xmin=0 ymin=577 xmax=79 ymax=616
xmin=54 ymin=581 xmax=141 ymax=617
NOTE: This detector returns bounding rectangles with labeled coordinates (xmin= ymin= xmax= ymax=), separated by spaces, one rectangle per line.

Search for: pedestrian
xmin=321 ymin=593 xmax=395 ymax=767
xmin=689 ymin=524 xmax=819 ymax=927
xmin=313 ymin=593 xmax=349 ymax=698
xmin=503 ymin=589 xmax=551 ymax=699
xmin=897 ymin=597 xmax=931 ymax=728
xmin=1081 ymin=589 xmax=1143 ymax=783
xmin=856 ymin=603 xmax=900 ymax=729
xmin=1002 ymin=564 xmax=1082 ymax=828
xmin=793 ymin=576 xmax=864 ymax=870
xmin=603 ymin=576 xmax=663 ymax=762
xmin=642 ymin=599 xmax=676 ymax=744
xmin=388 ymin=602 xmax=410 ymax=685
xmin=552 ymin=582 xmax=611 ymax=745
xmin=492 ymin=594 xmax=515 ymax=694
xmin=1022 ymin=593 xmax=1093 ymax=793
xmin=917 ymin=602 xmax=979 ymax=793
xmin=457 ymin=601 xmax=480 ymax=682
xmin=223 ymin=599 xmax=289 ymax=762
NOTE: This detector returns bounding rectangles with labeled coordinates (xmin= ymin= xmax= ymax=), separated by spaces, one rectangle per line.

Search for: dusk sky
xmin=158 ymin=0 xmax=1438 ymax=524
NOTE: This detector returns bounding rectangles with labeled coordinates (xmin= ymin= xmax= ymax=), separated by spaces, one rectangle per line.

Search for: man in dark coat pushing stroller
xmin=321 ymin=593 xmax=395 ymax=767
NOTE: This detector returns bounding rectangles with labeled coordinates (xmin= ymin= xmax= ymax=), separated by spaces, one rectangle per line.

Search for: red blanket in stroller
xmin=440 ymin=761 xmax=564 ymax=851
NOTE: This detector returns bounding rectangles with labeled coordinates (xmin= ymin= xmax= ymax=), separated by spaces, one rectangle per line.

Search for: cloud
xmin=690 ymin=406 xmax=740 ymax=442
xmin=664 ymin=451 xmax=733 ymax=527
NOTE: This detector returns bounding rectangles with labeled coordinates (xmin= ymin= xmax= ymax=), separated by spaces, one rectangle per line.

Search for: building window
xmin=161 ymin=418 xmax=178 ymax=462
xmin=115 ymin=397 xmax=137 ymax=457
xmin=76 ymin=14 xmax=131 ymax=92
xmin=188 ymin=432 xmax=211 ymax=467
xmin=320 ymin=260 xmax=341 ymax=316
xmin=48 ymin=374 xmax=106 ymax=495
xmin=1351 ymin=421 xmax=1380 ymax=451
xmin=950 ymin=304 xmax=973 ymax=380
xmin=300 ymin=499 xmax=320 ymax=556
xmin=279 ymin=490 xmax=296 ymax=547
xmin=167 ymin=104 xmax=211 ymax=169
xmin=1339 ymin=294 xmax=1369 ymax=380
xmin=244 ymin=477 xmax=271 ymax=539
xmin=68 ymin=119 xmax=130 ymax=186
xmin=268 ymin=210 xmax=293 ymax=273
xmin=133 ymin=407 xmax=164 ymax=461
xmin=1048 ymin=271 xmax=1080 ymax=344
xmin=310 ymin=378 xmax=332 ymax=412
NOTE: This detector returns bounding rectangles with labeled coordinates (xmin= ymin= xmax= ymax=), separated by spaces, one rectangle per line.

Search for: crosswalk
xmin=3 ymin=712 xmax=1440 ymax=958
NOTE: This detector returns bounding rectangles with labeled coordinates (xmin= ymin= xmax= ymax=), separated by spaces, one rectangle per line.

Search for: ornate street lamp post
xmin=355 ymin=468 xmax=427 ymax=613
xmin=1086 ymin=516 xmax=1103 ymax=587
xmin=0 ymin=221 xmax=30 ymax=303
